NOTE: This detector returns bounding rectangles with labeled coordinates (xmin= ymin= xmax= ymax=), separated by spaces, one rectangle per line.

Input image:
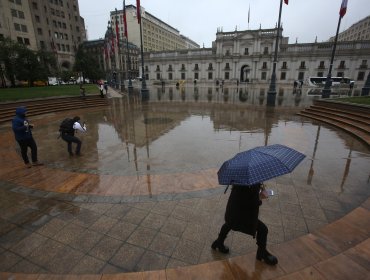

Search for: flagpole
xmin=123 ymin=0 xmax=133 ymax=91
xmin=321 ymin=15 xmax=342 ymax=98
xmin=115 ymin=8 xmax=124 ymax=91
xmin=137 ymin=2 xmax=148 ymax=96
xmin=267 ymin=0 xmax=283 ymax=95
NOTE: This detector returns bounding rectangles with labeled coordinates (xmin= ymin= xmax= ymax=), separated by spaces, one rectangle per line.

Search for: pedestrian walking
xmin=12 ymin=107 xmax=43 ymax=168
xmin=212 ymin=183 xmax=278 ymax=265
xmin=99 ymin=83 xmax=104 ymax=98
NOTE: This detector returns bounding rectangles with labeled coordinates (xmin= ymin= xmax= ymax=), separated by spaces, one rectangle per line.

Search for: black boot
xmin=211 ymin=240 xmax=230 ymax=254
xmin=256 ymin=247 xmax=278 ymax=265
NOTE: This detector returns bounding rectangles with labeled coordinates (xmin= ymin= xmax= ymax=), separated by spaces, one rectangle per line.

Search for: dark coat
xmin=224 ymin=184 xmax=262 ymax=237
xmin=12 ymin=107 xmax=33 ymax=141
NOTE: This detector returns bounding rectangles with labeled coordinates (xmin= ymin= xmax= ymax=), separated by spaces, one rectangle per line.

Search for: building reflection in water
xmin=40 ymin=85 xmax=369 ymax=196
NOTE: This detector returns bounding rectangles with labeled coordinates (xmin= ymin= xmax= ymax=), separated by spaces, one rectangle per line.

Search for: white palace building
xmin=143 ymin=27 xmax=370 ymax=87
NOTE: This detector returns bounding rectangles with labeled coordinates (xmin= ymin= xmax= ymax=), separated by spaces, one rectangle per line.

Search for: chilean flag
xmin=339 ymin=0 xmax=347 ymax=17
xmin=284 ymin=0 xmax=288 ymax=4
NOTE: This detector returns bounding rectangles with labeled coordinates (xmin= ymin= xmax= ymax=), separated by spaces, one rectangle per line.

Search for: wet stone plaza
xmin=0 ymin=84 xmax=369 ymax=274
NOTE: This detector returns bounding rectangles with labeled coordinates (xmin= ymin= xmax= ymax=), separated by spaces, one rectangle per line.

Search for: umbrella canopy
xmin=218 ymin=144 xmax=306 ymax=186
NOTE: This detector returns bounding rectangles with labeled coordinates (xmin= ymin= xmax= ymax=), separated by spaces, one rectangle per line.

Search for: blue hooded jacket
xmin=12 ymin=107 xmax=33 ymax=141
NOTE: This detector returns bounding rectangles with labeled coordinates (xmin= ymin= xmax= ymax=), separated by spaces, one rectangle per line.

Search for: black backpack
xmin=59 ymin=118 xmax=74 ymax=133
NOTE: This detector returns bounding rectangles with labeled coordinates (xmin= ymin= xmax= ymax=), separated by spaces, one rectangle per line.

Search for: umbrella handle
xmin=224 ymin=185 xmax=230 ymax=194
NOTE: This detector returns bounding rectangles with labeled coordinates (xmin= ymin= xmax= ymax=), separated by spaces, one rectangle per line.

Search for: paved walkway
xmin=0 ymin=88 xmax=369 ymax=277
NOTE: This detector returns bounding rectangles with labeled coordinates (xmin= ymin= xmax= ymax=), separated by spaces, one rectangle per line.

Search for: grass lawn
xmin=333 ymin=96 xmax=370 ymax=105
xmin=0 ymin=84 xmax=99 ymax=102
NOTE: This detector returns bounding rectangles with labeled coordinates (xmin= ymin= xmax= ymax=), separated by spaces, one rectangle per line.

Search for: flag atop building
xmin=340 ymin=0 xmax=348 ymax=18
xmin=284 ymin=0 xmax=288 ymax=4
xmin=115 ymin=9 xmax=120 ymax=47
xmin=136 ymin=0 xmax=141 ymax=24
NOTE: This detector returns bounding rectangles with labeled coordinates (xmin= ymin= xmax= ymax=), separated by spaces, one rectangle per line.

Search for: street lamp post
xmin=138 ymin=6 xmax=148 ymax=95
xmin=268 ymin=0 xmax=284 ymax=95
xmin=322 ymin=11 xmax=343 ymax=98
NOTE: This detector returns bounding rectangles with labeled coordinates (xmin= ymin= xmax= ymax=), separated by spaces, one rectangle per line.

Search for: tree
xmin=37 ymin=49 xmax=58 ymax=78
xmin=74 ymin=45 xmax=104 ymax=83
xmin=0 ymin=38 xmax=18 ymax=87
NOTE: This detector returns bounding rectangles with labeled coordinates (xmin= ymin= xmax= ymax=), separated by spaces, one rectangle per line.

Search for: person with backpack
xmin=12 ymin=107 xmax=43 ymax=168
xmin=59 ymin=116 xmax=86 ymax=156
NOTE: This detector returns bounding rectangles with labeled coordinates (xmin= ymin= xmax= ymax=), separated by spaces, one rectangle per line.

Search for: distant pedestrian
xmin=99 ymin=83 xmax=104 ymax=98
xmin=293 ymin=80 xmax=298 ymax=89
xmin=79 ymin=84 xmax=86 ymax=98
xmin=12 ymin=107 xmax=43 ymax=168
xmin=349 ymin=81 xmax=354 ymax=91
xmin=299 ymin=80 xmax=303 ymax=89
xmin=104 ymin=83 xmax=108 ymax=95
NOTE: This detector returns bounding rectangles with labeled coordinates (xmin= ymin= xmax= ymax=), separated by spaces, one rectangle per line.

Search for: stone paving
xmin=0 ymin=85 xmax=369 ymax=275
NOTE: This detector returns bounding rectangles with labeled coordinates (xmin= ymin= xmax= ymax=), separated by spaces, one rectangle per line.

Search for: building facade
xmin=330 ymin=16 xmax=370 ymax=42
xmin=110 ymin=5 xmax=199 ymax=52
xmin=0 ymin=0 xmax=86 ymax=70
xmin=144 ymin=27 xmax=370 ymax=87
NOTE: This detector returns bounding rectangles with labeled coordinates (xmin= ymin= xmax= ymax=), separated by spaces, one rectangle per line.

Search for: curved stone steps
xmin=297 ymin=101 xmax=370 ymax=146
xmin=0 ymin=95 xmax=108 ymax=123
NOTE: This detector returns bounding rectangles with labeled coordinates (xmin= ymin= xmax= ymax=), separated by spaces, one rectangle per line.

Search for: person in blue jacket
xmin=12 ymin=107 xmax=43 ymax=168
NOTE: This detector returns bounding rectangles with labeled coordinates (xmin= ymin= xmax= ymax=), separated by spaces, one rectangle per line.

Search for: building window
xmin=225 ymin=50 xmax=230 ymax=56
xmin=14 ymin=23 xmax=21 ymax=31
xmin=194 ymin=63 xmax=199 ymax=70
xmin=32 ymin=1 xmax=37 ymax=9
xmin=357 ymin=71 xmax=365 ymax=81
xmin=168 ymin=64 xmax=172 ymax=71
xmin=17 ymin=37 xmax=23 ymax=43
xmin=317 ymin=72 xmax=324 ymax=77
xmin=168 ymin=73 xmax=172 ymax=80
xmin=11 ymin=9 xmax=18 ymax=17
xmin=339 ymin=60 xmax=345 ymax=69
xmin=262 ymin=62 xmax=267 ymax=69
xmin=261 ymin=72 xmax=267 ymax=80
xmin=194 ymin=73 xmax=199 ymax=80
xmin=21 ymin=25 xmax=27 ymax=32
xmin=181 ymin=64 xmax=185 ymax=71
xmin=35 ymin=15 xmax=40 ymax=22
xmin=18 ymin=11 xmax=24 ymax=19
xmin=40 ymin=40 xmax=45 ymax=49
xmin=37 ymin=28 xmax=42 ymax=35
xmin=156 ymin=73 xmax=160 ymax=80
xmin=280 ymin=72 xmax=286 ymax=80
xmin=225 ymin=72 xmax=229 ymax=80
xmin=319 ymin=61 xmax=325 ymax=69
xmin=299 ymin=61 xmax=306 ymax=69
xmin=225 ymin=63 xmax=230 ymax=70
xmin=208 ymin=63 xmax=213 ymax=70
xmin=208 ymin=72 xmax=213 ymax=80
xmin=282 ymin=62 xmax=287 ymax=69
xmin=263 ymin=47 xmax=268 ymax=54
xmin=244 ymin=48 xmax=249 ymax=55
xmin=298 ymin=72 xmax=304 ymax=80
xmin=156 ymin=65 xmax=160 ymax=71
xmin=181 ymin=73 xmax=185 ymax=79
xmin=360 ymin=60 xmax=367 ymax=68
xmin=337 ymin=72 xmax=344 ymax=77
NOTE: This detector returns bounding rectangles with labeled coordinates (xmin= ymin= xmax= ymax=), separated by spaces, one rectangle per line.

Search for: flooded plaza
xmin=0 ymin=84 xmax=369 ymax=274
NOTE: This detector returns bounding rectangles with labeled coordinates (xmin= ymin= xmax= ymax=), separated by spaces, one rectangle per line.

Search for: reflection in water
xmin=307 ymin=125 xmax=320 ymax=185
xmin=38 ymin=85 xmax=369 ymax=195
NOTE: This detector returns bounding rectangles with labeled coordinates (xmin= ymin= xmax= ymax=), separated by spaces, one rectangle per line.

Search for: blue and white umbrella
xmin=218 ymin=144 xmax=306 ymax=186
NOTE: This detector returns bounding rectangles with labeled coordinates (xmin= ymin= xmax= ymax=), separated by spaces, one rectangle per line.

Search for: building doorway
xmin=240 ymin=65 xmax=251 ymax=82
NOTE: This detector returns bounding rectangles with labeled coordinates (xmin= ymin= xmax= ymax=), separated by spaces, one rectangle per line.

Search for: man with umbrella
xmin=212 ymin=182 xmax=277 ymax=265
xmin=212 ymin=144 xmax=305 ymax=266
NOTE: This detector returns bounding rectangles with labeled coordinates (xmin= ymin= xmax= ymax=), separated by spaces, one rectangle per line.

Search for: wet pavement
xmin=0 ymin=84 xmax=369 ymax=274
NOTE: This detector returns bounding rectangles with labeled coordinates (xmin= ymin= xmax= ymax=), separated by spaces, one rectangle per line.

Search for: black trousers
xmin=217 ymin=220 xmax=268 ymax=248
xmin=61 ymin=134 xmax=81 ymax=154
xmin=17 ymin=138 xmax=37 ymax=164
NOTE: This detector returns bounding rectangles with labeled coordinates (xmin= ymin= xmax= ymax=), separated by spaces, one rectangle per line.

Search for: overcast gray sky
xmin=79 ymin=0 xmax=369 ymax=47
